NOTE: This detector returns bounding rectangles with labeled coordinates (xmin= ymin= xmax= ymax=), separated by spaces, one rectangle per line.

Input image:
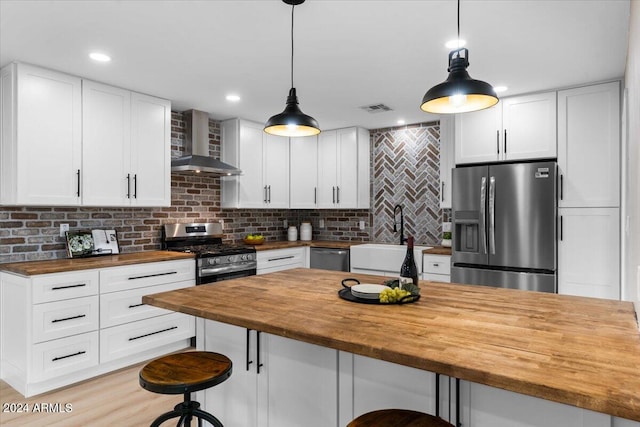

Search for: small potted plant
xmin=442 ymin=231 xmax=452 ymax=247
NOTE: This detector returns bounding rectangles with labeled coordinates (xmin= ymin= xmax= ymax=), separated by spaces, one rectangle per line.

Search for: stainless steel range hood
xmin=171 ymin=109 xmax=242 ymax=176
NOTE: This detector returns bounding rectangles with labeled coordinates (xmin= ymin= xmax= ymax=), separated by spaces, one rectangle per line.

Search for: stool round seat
xmin=348 ymin=409 xmax=455 ymax=427
xmin=140 ymin=351 xmax=232 ymax=395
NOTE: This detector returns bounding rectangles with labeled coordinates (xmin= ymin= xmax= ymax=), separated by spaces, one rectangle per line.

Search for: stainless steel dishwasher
xmin=310 ymin=247 xmax=350 ymax=272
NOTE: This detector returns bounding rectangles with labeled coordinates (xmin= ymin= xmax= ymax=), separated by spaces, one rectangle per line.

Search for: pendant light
xmin=264 ymin=0 xmax=320 ymax=137
xmin=420 ymin=0 xmax=498 ymax=114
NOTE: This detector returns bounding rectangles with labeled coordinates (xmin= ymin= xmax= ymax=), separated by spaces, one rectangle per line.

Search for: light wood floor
xmin=0 ymin=360 xmax=183 ymax=426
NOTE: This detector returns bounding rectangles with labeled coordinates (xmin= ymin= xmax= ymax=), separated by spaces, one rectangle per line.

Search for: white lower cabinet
xmin=460 ymin=382 xmax=611 ymax=427
xmin=200 ymin=319 xmax=338 ymax=427
xmin=256 ymin=247 xmax=308 ymax=275
xmin=558 ymin=207 xmax=620 ymax=299
xmin=0 ymin=258 xmax=195 ymax=397
xmin=422 ymin=254 xmax=451 ymax=283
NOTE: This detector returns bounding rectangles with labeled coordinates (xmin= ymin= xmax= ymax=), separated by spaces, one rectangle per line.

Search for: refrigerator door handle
xmin=489 ymin=176 xmax=496 ymax=255
xmin=480 ymin=176 xmax=487 ymax=254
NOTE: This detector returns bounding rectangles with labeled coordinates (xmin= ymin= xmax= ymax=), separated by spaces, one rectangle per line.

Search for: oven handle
xmin=200 ymin=263 xmax=257 ymax=276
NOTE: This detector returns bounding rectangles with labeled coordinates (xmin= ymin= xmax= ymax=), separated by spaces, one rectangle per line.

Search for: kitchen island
xmin=143 ymin=268 xmax=640 ymax=425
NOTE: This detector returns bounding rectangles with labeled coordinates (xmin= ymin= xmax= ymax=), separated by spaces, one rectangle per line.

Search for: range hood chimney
xmin=171 ymin=109 xmax=242 ymax=176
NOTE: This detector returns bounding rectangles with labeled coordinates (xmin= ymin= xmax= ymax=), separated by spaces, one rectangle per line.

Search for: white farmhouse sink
xmin=350 ymin=243 xmax=431 ymax=274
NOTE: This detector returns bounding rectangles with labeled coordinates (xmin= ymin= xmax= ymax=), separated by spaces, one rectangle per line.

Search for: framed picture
xmin=65 ymin=230 xmax=95 ymax=258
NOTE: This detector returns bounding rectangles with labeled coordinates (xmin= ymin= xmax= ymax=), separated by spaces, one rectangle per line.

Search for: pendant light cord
xmin=457 ymin=0 xmax=460 ymax=42
xmin=291 ymin=4 xmax=295 ymax=89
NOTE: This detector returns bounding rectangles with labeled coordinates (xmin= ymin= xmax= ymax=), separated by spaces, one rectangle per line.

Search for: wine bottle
xmin=399 ymin=236 xmax=419 ymax=288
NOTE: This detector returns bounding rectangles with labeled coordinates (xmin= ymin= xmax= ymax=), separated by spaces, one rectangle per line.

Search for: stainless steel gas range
xmin=162 ymin=222 xmax=257 ymax=285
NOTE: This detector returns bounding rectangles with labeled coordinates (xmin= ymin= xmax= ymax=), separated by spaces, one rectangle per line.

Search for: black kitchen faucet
xmin=393 ymin=204 xmax=407 ymax=245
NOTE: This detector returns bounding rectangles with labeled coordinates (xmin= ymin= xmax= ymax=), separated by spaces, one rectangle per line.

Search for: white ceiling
xmin=0 ymin=0 xmax=630 ymax=130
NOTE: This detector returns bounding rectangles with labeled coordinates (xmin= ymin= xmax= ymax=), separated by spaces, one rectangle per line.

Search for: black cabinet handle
xmin=126 ymin=174 xmax=131 ymax=199
xmin=52 ymin=283 xmax=86 ymax=291
xmin=314 ymin=187 xmax=317 ymax=204
xmin=128 ymin=326 xmax=177 ymax=341
xmin=337 ymin=186 xmax=340 ymax=204
xmin=256 ymin=331 xmax=264 ymax=374
xmin=560 ymin=216 xmax=563 ymax=241
xmin=246 ymin=329 xmax=253 ymax=371
xmin=496 ymin=130 xmax=500 ymax=154
xmin=128 ymin=271 xmax=177 ymax=280
xmin=267 ymin=255 xmax=295 ymax=262
xmin=560 ymin=175 xmax=564 ymax=200
xmin=268 ymin=185 xmax=271 ymax=203
xmin=332 ymin=187 xmax=336 ymax=204
xmin=133 ymin=174 xmax=137 ymax=199
xmin=53 ymin=351 xmax=86 ymax=362
xmin=76 ymin=169 xmax=81 ymax=197
xmin=441 ymin=182 xmax=445 ymax=202
xmin=52 ymin=314 xmax=86 ymax=323
xmin=128 ymin=303 xmax=145 ymax=309
xmin=264 ymin=186 xmax=268 ymax=203
xmin=504 ymin=129 xmax=507 ymax=154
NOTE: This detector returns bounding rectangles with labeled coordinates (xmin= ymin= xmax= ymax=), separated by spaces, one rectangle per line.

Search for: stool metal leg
xmin=192 ymin=408 xmax=224 ymax=427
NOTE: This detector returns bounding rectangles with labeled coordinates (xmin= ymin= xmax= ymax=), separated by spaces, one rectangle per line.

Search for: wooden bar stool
xmin=348 ymin=409 xmax=455 ymax=427
xmin=139 ymin=351 xmax=232 ymax=427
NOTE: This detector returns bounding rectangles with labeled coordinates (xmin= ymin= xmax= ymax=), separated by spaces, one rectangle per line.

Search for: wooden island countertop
xmin=142 ymin=268 xmax=640 ymax=422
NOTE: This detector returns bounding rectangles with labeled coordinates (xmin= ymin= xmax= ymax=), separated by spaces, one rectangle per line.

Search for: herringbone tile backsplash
xmin=371 ymin=122 xmax=444 ymax=245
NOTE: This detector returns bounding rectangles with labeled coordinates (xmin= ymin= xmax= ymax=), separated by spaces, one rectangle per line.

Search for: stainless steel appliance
xmin=162 ymin=222 xmax=256 ymax=284
xmin=310 ymin=247 xmax=350 ymax=272
xmin=451 ymin=161 xmax=557 ymax=293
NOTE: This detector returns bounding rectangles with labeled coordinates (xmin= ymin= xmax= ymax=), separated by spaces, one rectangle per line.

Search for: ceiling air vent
xmin=360 ymin=103 xmax=393 ymax=113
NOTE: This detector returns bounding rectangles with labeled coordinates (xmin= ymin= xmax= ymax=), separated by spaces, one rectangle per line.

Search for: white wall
xmin=623 ymin=0 xmax=640 ymax=304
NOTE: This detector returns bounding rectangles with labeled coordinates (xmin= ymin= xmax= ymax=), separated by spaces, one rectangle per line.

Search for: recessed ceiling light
xmin=89 ymin=52 xmax=111 ymax=62
xmin=397 ymin=119 xmax=406 ymax=125
xmin=493 ymin=86 xmax=508 ymax=93
xmin=445 ymin=39 xmax=466 ymax=49
xmin=226 ymin=94 xmax=241 ymax=102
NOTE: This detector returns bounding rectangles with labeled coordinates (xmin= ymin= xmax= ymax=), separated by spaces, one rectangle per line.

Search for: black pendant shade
xmin=264 ymin=88 xmax=320 ymax=137
xmin=421 ymin=48 xmax=498 ymax=114
xmin=264 ymin=0 xmax=320 ymax=137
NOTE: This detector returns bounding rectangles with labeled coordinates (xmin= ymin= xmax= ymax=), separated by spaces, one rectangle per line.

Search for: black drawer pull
xmin=267 ymin=256 xmax=295 ymax=262
xmin=52 ymin=314 xmax=86 ymax=323
xmin=128 ymin=271 xmax=177 ymax=280
xmin=51 ymin=283 xmax=87 ymax=291
xmin=128 ymin=326 xmax=178 ymax=341
xmin=128 ymin=303 xmax=145 ymax=309
xmin=53 ymin=350 xmax=86 ymax=362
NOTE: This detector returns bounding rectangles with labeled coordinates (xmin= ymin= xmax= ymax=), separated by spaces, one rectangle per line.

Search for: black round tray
xmin=338 ymin=286 xmax=420 ymax=305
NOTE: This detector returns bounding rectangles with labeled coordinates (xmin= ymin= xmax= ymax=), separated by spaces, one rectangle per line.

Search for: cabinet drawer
xmin=423 ymin=273 xmax=451 ymax=283
xmin=31 ymin=331 xmax=99 ymax=382
xmin=100 ymin=259 xmax=195 ymax=293
xmin=100 ymin=312 xmax=195 ymax=363
xmin=423 ymin=255 xmax=451 ymax=276
xmin=32 ymin=270 xmax=99 ymax=304
xmin=100 ymin=280 xmax=194 ymax=328
xmin=257 ymin=248 xmax=305 ymax=271
xmin=33 ymin=296 xmax=99 ymax=343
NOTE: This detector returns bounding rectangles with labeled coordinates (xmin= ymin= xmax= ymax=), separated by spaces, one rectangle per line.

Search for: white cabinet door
xmin=502 ymin=91 xmax=557 ymax=161
xmin=439 ymin=116 xmax=455 ymax=208
xmin=290 ymin=136 xmax=318 ymax=208
xmin=337 ymin=128 xmax=358 ymax=208
xmin=263 ymin=133 xmax=289 ymax=208
xmin=462 ymin=382 xmax=611 ymax=427
xmin=318 ymin=130 xmax=339 ymax=208
xmin=558 ymin=207 xmax=620 ymax=299
xmin=455 ymin=104 xmax=501 ymax=164
xmin=238 ymin=120 xmax=265 ymax=208
xmin=558 ymin=82 xmax=620 ymax=208
xmin=259 ymin=333 xmax=338 ymax=427
xmin=2 ymin=63 xmax=82 ymax=205
xmin=82 ymin=80 xmax=131 ymax=206
xmin=202 ymin=320 xmax=259 ymax=427
xmin=130 ymin=92 xmax=171 ymax=207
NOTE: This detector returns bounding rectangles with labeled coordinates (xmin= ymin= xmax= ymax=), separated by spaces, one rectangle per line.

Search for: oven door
xmin=197 ymin=264 xmax=257 ymax=285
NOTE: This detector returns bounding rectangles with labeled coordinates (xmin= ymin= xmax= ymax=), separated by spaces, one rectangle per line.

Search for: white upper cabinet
xmin=557 ymin=81 xmax=620 ymax=208
xmin=0 ymin=63 xmax=171 ymax=207
xmin=129 ymin=92 xmax=171 ymax=207
xmin=318 ymin=127 xmax=369 ymax=209
xmin=82 ymin=81 xmax=131 ymax=206
xmin=1 ymin=63 xmax=82 ymax=205
xmin=221 ymin=119 xmax=289 ymax=209
xmin=290 ymin=136 xmax=318 ymax=208
xmin=455 ymin=91 xmax=557 ymax=164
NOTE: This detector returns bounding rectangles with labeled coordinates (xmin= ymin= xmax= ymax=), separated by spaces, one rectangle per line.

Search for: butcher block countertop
xmin=252 ymin=240 xmax=361 ymax=251
xmin=0 ymin=251 xmax=194 ymax=276
xmin=143 ymin=268 xmax=640 ymax=422
xmin=422 ymin=246 xmax=452 ymax=255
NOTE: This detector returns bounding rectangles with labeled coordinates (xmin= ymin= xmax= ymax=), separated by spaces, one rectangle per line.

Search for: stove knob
xmin=241 ymin=254 xmax=247 ymax=261
xmin=211 ymin=258 xmax=219 ymax=265
xmin=228 ymin=256 xmax=233 ymax=263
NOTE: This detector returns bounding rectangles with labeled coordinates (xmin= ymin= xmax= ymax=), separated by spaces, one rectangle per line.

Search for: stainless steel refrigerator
xmin=451 ymin=161 xmax=557 ymax=293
